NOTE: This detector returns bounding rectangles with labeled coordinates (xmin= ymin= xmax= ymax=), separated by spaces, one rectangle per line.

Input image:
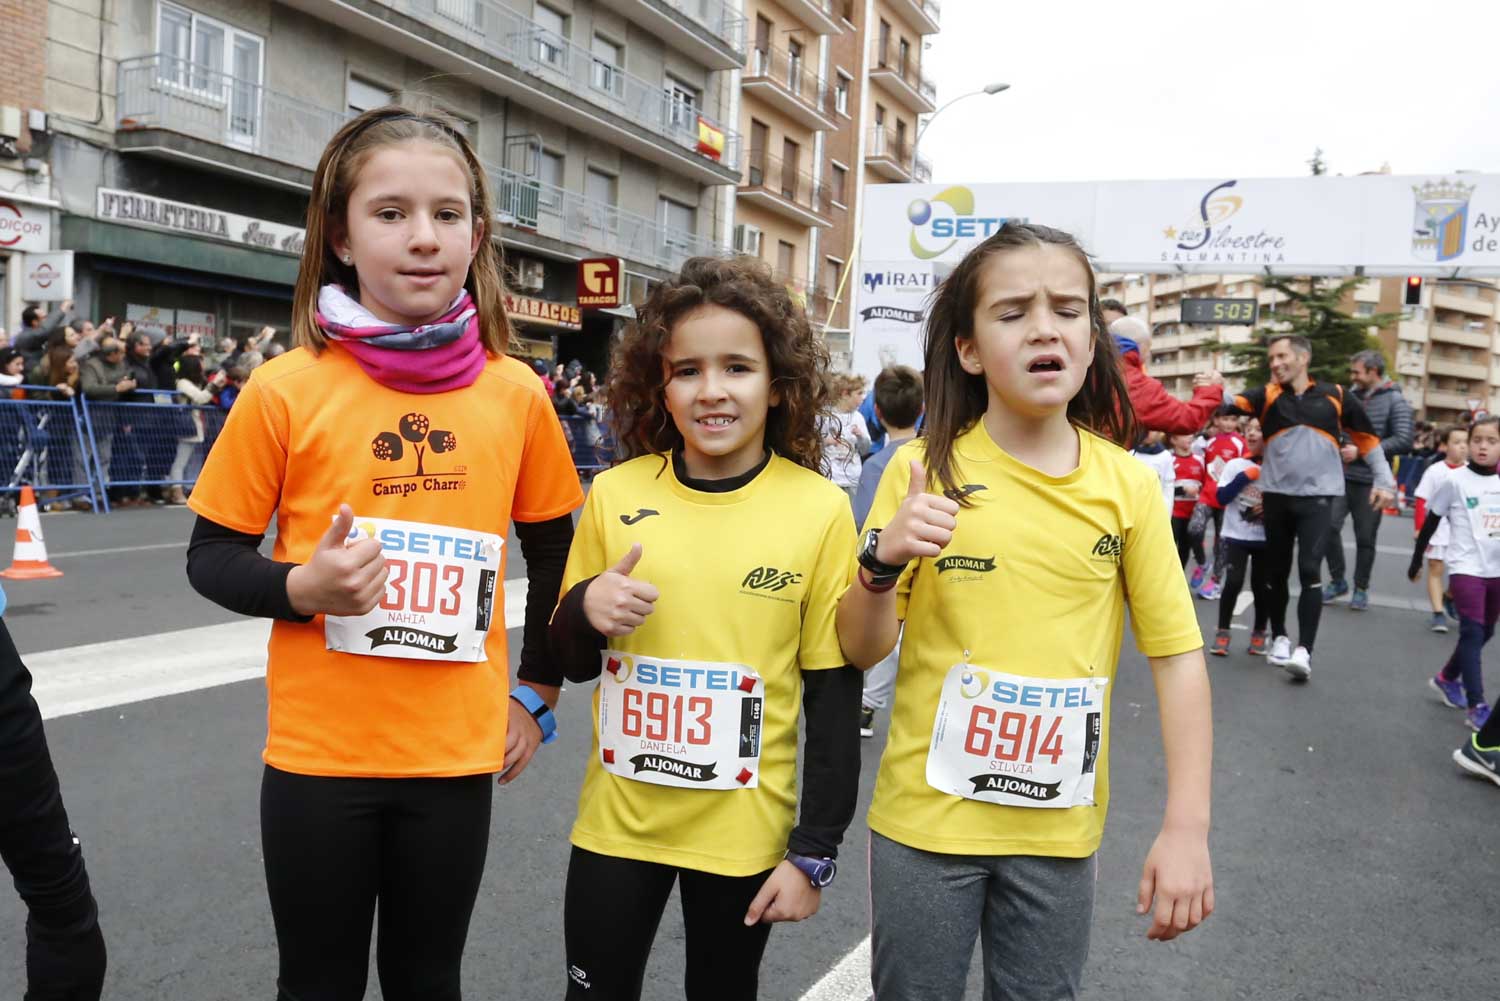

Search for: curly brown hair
xmin=606 ymin=256 xmax=832 ymax=472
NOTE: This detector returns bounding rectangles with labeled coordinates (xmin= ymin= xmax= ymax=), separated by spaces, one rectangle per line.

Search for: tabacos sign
xmin=578 ymin=257 xmax=623 ymax=308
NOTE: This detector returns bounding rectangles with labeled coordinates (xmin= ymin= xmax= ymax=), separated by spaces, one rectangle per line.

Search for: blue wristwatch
xmin=509 ymin=685 xmax=558 ymax=745
xmin=786 ymin=851 xmax=837 ymax=888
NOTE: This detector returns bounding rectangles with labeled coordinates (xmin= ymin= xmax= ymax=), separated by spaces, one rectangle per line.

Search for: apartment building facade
xmin=12 ymin=0 xmax=747 ymax=372
xmin=1097 ymin=271 xmax=1500 ymax=423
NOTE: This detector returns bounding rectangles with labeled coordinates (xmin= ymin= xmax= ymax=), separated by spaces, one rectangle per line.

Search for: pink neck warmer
xmin=316 ymin=284 xmax=487 ymax=394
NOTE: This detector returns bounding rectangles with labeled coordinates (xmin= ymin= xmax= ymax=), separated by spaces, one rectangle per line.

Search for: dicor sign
xmin=578 ymin=258 xmax=623 ymax=308
xmin=0 ymin=198 xmax=50 ymax=253
xmin=21 ymin=251 xmax=73 ymax=300
xmin=97 ymin=187 xmax=306 ymax=257
xmin=505 ymin=292 xmax=581 ymax=330
xmin=1181 ymin=298 xmax=1258 ymax=325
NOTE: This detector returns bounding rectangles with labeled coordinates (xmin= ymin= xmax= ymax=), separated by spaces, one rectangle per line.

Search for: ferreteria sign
xmin=96 ymin=188 xmax=306 ymax=257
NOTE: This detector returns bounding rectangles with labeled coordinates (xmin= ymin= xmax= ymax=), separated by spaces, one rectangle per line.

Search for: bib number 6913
xmin=621 ymin=689 xmax=713 ymax=746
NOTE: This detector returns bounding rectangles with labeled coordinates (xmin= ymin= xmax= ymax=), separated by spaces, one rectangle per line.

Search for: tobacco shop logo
xmin=1090 ymin=533 xmax=1123 ymax=564
xmin=740 ymin=566 xmax=803 ymax=603
xmin=370 ymin=412 xmax=466 ymax=497
xmin=935 ymin=554 xmax=996 ymax=582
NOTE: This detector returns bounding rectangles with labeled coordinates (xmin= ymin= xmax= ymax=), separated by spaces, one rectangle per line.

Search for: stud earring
xmin=342 ymin=254 xmax=352 ymax=265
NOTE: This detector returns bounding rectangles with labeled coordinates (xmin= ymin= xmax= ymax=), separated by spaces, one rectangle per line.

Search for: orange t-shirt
xmin=188 ymin=344 xmax=584 ymax=778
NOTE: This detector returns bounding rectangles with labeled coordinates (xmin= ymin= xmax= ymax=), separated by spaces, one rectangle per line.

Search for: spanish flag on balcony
xmin=696 ymin=116 xmax=724 ymax=161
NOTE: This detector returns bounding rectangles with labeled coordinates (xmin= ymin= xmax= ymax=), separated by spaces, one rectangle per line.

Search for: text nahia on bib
xmin=596 ymin=651 xmax=763 ymax=790
xmin=324 ymin=516 xmax=503 ymax=663
xmin=926 ymin=665 xmax=1108 ymax=809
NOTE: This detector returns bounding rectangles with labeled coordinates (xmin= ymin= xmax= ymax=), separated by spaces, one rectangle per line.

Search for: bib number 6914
xmin=964 ymin=706 xmax=1065 ymax=765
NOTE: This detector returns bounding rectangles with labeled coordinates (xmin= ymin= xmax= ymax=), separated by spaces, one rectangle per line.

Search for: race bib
xmin=926 ymin=665 xmax=1109 ymax=809
xmin=324 ymin=516 xmax=503 ymax=663
xmin=596 ymin=651 xmax=763 ymax=790
xmin=1468 ymin=492 xmax=1500 ymax=540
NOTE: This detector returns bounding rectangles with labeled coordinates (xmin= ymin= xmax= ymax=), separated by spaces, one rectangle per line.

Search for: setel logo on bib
xmin=926 ymin=665 xmax=1108 ymax=809
xmin=597 ymin=651 xmax=763 ymax=790
xmin=324 ymin=516 xmax=504 ymax=662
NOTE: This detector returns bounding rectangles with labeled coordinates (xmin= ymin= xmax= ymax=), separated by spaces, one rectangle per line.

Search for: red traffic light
xmin=1404 ymin=276 xmax=1423 ymax=306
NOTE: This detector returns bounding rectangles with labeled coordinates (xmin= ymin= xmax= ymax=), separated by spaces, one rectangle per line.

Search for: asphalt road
xmin=0 ymin=507 xmax=1495 ymax=999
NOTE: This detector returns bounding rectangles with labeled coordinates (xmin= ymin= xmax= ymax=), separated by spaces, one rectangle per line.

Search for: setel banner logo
xmin=906 ymin=186 xmax=1019 ymax=260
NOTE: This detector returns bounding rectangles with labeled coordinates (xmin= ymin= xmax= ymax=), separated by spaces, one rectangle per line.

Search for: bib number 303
xmin=324 ymin=516 xmax=504 ymax=663
xmin=925 ymin=665 xmax=1108 ymax=809
xmin=597 ymin=651 xmax=763 ymax=790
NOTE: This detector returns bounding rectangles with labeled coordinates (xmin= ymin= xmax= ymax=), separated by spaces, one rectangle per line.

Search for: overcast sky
xmin=921 ymin=0 xmax=1500 ymax=184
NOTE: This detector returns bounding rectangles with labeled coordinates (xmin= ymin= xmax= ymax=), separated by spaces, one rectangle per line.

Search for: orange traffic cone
xmin=1384 ymin=483 xmax=1403 ymax=518
xmin=0 ymin=486 xmax=63 ymax=579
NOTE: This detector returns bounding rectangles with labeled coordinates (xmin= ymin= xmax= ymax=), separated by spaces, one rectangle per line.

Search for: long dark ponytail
xmin=920 ymin=222 xmax=1138 ymax=505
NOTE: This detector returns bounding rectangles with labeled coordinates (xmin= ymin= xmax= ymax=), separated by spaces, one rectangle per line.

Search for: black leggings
xmin=260 ymin=765 xmax=492 ymax=1001
xmin=1262 ymin=493 xmax=1334 ymax=650
xmin=1218 ymin=540 xmax=1270 ymax=631
xmin=0 ymin=621 xmax=106 ymax=1001
xmin=564 ymin=846 xmax=775 ymax=1001
xmin=1171 ymin=515 xmax=1205 ymax=567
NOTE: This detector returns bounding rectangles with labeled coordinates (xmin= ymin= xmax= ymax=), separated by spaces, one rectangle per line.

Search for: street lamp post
xmin=910 ymin=81 xmax=1010 ymax=164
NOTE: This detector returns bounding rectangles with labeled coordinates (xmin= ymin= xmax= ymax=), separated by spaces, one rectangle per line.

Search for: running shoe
xmin=1266 ymin=635 xmax=1293 ymax=666
xmin=1210 ymin=630 xmax=1231 ymax=657
xmin=1429 ymin=675 xmax=1467 ymax=710
xmin=1283 ymin=645 xmax=1312 ymax=681
xmin=1247 ymin=631 xmax=1267 ymax=656
xmin=1349 ymin=589 xmax=1369 ymax=611
xmin=1430 ymin=612 xmax=1450 ymax=634
xmin=1466 ymin=702 xmax=1491 ymax=732
xmin=1321 ymin=579 xmax=1349 ymax=603
xmin=1453 ymin=736 xmax=1500 ymax=788
xmin=859 ymin=705 xmax=875 ymax=739
xmin=1197 ymin=579 xmax=1223 ymax=601
xmin=1444 ymin=594 xmax=1458 ymax=621
xmin=1189 ymin=566 xmax=1206 ymax=591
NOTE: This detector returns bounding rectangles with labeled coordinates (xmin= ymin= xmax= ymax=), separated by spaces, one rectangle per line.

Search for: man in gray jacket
xmin=79 ymin=338 xmax=137 ymax=503
xmin=1323 ymin=349 xmax=1414 ymax=610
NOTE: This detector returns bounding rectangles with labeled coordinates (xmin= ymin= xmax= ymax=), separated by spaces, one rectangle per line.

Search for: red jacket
xmin=1121 ymin=350 xmax=1223 ymax=435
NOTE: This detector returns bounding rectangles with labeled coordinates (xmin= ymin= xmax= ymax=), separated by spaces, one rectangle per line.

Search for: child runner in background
xmin=548 ymin=256 xmax=862 ymax=1001
xmin=1207 ymin=418 xmax=1269 ymax=657
xmin=1168 ymin=432 xmax=1207 ymax=568
xmin=1413 ymin=424 xmax=1467 ymax=633
xmin=1192 ymin=405 xmax=1247 ymax=599
xmin=1130 ymin=430 xmax=1176 ymax=516
xmin=853 ymin=364 xmax=924 ymax=739
xmin=185 ymin=107 xmax=584 ymax=1000
xmin=838 ymin=223 xmax=1213 ymax=1000
xmin=823 ymin=373 xmax=871 ymax=501
xmin=1410 ymin=416 xmax=1500 ymax=732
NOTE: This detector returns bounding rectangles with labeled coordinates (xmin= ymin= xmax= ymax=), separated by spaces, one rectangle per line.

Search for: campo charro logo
xmin=370 ymin=412 xmax=465 ymax=496
xmin=741 ymin=567 xmax=803 ymax=592
xmin=1159 ymin=180 xmax=1286 ymax=266
xmin=1412 ymin=180 xmax=1475 ymax=262
xmin=905 ymin=186 xmax=1014 ymax=261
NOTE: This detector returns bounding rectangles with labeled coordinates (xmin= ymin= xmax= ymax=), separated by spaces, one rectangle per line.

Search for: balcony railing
xmin=377 ymin=0 xmax=742 ymax=170
xmin=746 ymin=45 xmax=836 ymax=122
xmin=655 ymin=0 xmax=747 ymax=53
xmin=117 ymin=53 xmax=349 ymax=172
xmin=491 ymin=164 xmax=724 ymax=272
xmin=741 ymin=150 xmax=833 ymax=220
xmin=865 ymin=126 xmax=930 ymax=181
xmin=870 ymin=44 xmax=936 ymax=107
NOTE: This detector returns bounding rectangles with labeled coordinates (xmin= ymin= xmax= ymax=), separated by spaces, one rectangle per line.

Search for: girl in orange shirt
xmin=185 ymin=107 xmax=583 ymax=1000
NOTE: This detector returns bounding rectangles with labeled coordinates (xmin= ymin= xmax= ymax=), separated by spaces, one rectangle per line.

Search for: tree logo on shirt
xmin=1091 ymin=533 xmax=1124 ymax=564
xmin=369 ymin=412 xmax=465 ymax=497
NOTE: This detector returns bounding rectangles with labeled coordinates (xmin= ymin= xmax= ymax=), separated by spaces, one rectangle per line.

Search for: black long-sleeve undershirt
xmin=185 ymin=512 xmax=574 ymax=684
xmin=547 ymin=449 xmax=861 ymax=859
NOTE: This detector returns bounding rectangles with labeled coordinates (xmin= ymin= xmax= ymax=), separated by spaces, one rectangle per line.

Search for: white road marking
xmin=797 ymin=935 xmax=871 ymax=1001
xmin=48 ymin=541 xmax=188 ymax=559
xmin=29 ymin=577 xmax=530 ymax=720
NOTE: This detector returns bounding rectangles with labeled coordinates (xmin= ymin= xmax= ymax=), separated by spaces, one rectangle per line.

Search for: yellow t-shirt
xmin=864 ymin=423 xmax=1201 ymax=858
xmin=564 ymin=452 xmax=856 ymax=876
xmin=188 ymin=344 xmax=584 ymax=778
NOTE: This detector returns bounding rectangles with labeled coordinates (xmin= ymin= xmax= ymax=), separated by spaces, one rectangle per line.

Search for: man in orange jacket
xmin=1105 ymin=312 xmax=1224 ymax=436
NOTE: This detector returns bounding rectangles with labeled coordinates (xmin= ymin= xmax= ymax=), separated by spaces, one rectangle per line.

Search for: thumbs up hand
xmin=875 ymin=461 xmax=960 ymax=565
xmin=584 ymin=543 xmax=661 ymax=637
xmin=286 ymin=504 xmax=390 ymax=616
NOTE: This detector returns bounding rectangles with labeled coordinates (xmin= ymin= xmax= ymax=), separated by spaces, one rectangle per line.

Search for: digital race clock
xmin=1181 ymin=298 xmax=1258 ymax=325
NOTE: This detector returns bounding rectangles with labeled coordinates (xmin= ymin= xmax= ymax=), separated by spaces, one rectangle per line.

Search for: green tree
xmin=1307 ymin=147 xmax=1327 ymax=176
xmin=1229 ymin=276 xmax=1399 ymax=387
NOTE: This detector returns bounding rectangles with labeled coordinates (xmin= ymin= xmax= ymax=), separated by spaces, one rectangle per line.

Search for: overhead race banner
xmin=853 ymin=173 xmax=1500 ymax=375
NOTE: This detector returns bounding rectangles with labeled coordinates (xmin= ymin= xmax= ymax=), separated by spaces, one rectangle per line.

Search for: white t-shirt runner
xmin=1426 ymin=467 xmax=1500 ymax=577
xmin=1216 ymin=457 xmax=1265 ymax=543
xmin=925 ymin=664 xmax=1109 ymax=809
xmin=1415 ymin=461 xmax=1464 ymax=551
xmin=324 ymin=516 xmax=505 ymax=662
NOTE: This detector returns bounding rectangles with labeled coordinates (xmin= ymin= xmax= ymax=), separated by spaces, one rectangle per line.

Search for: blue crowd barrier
xmin=84 ymin=399 xmax=228 ymax=511
xmin=560 ymin=413 xmax=615 ymax=476
xmin=0 ymin=388 xmax=101 ymax=513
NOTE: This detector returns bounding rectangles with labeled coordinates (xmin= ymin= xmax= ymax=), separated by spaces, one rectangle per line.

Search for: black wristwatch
xmin=858 ymin=528 xmax=906 ymax=585
xmin=786 ymin=851 xmax=837 ymax=888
